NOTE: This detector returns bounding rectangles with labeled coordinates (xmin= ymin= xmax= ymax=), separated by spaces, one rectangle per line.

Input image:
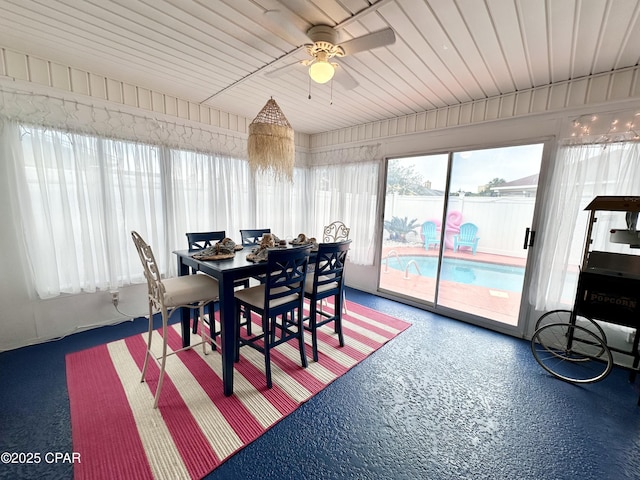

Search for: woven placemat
xmin=192 ymin=252 xmax=235 ymax=261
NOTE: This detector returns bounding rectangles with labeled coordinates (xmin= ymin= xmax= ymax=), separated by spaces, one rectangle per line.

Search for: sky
xmin=396 ymin=143 xmax=544 ymax=193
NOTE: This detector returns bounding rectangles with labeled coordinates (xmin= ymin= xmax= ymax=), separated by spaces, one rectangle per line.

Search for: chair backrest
xmin=186 ymin=231 xmax=226 ymax=251
xmin=323 ymin=221 xmax=350 ymax=242
xmin=459 ymin=223 xmax=478 ymax=240
xmin=131 ymin=231 xmax=164 ymax=302
xmin=422 ymin=221 xmax=437 ymax=238
xmin=263 ymin=245 xmax=311 ymax=312
xmin=311 ymin=240 xmax=351 ymax=297
xmin=240 ymin=228 xmax=271 ymax=247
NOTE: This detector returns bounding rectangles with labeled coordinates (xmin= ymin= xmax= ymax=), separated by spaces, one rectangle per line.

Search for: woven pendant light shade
xmin=247 ymin=98 xmax=295 ymax=181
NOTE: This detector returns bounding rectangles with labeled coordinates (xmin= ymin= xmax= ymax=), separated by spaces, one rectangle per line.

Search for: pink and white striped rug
xmin=66 ymin=300 xmax=410 ymax=480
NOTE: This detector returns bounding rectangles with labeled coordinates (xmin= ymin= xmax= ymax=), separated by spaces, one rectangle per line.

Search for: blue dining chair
xmin=186 ymin=231 xmax=226 ymax=251
xmin=304 ymin=240 xmax=351 ymax=362
xmin=186 ymin=231 xmax=251 ymax=336
xmin=240 ymin=228 xmax=271 ymax=247
xmin=422 ymin=221 xmax=440 ymax=250
xmin=240 ymin=228 xmax=273 ymax=286
xmin=234 ymin=245 xmax=312 ymax=388
xmin=453 ymin=222 xmax=479 ymax=255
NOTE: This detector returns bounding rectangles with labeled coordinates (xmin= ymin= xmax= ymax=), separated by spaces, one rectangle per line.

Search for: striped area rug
xmin=66 ymin=300 xmax=410 ymax=480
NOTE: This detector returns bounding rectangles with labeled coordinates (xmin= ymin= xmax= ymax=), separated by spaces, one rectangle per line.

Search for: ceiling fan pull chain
xmin=308 ymin=76 xmax=312 ymax=100
xmin=330 ymin=79 xmax=333 ymax=105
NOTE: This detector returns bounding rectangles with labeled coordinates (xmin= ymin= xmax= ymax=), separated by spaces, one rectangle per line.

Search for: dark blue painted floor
xmin=1 ymin=288 xmax=640 ymax=480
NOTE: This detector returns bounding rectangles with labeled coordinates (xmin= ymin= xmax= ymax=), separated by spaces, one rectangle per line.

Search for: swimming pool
xmin=387 ymin=256 xmax=525 ymax=292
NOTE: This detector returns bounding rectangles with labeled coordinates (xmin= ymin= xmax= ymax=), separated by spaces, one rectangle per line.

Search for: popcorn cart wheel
xmin=531 ymin=197 xmax=640 ymax=402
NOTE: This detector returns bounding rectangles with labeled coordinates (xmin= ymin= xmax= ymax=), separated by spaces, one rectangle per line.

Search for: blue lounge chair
xmin=422 ymin=221 xmax=440 ymax=250
xmin=453 ymin=223 xmax=479 ymax=255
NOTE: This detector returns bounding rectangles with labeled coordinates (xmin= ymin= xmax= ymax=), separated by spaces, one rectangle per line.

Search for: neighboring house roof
xmin=490 ymin=174 xmax=539 ymax=193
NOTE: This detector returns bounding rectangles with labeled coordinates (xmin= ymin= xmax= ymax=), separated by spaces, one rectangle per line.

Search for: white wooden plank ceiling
xmin=0 ymin=0 xmax=639 ymax=135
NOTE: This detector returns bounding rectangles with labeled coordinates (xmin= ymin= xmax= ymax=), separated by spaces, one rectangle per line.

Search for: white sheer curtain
xmin=530 ymin=142 xmax=640 ymax=310
xmin=168 ymin=149 xmax=253 ymax=253
xmin=307 ymin=161 xmax=379 ymax=265
xmin=11 ymin=125 xmax=167 ymax=298
xmin=5 ymin=119 xmax=381 ymax=299
xmin=253 ymin=167 xmax=311 ymax=240
xmin=0 ymin=121 xmax=36 ymax=299
xmin=9 ymin=126 xmax=261 ymax=298
xmin=168 ymin=150 xmax=313 ymax=246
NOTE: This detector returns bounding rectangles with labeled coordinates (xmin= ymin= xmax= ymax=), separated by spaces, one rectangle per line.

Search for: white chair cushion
xmin=235 ymin=285 xmax=300 ymax=309
xmin=304 ymin=275 xmax=338 ymax=294
xmin=162 ymin=274 xmax=219 ymax=307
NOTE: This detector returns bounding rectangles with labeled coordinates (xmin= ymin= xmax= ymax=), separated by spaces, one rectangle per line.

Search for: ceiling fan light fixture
xmin=309 ymin=61 xmax=334 ymax=84
xmin=308 ymin=52 xmax=335 ymax=84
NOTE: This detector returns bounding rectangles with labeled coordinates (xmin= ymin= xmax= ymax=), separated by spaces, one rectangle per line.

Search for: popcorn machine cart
xmin=531 ymin=196 xmax=640 ymax=403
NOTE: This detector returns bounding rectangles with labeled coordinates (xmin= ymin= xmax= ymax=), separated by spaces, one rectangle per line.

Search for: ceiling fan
xmin=264 ymin=18 xmax=396 ymax=90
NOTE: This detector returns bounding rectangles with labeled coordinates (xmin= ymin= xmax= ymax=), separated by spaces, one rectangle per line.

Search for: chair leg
xmin=321 ymin=292 xmax=347 ymax=315
xmin=297 ymin=308 xmax=308 ymax=368
xmin=192 ymin=310 xmax=199 ymax=334
xmin=191 ymin=267 xmax=200 ymax=335
xmin=342 ymin=290 xmax=348 ymax=316
xmin=236 ymin=298 xmax=252 ymax=336
xmin=200 ymin=305 xmax=209 ymax=356
xmin=271 ymin=313 xmax=279 ymax=343
xmin=310 ymin=300 xmax=319 ymax=362
xmin=207 ymin=303 xmax=218 ymax=351
xmin=264 ymin=316 xmax=272 ymax=388
xmin=140 ymin=302 xmax=154 ymax=383
xmin=335 ymin=294 xmax=345 ymax=348
xmin=245 ymin=306 xmax=252 ymax=335
xmin=153 ymin=308 xmax=169 ymax=409
xmin=321 ymin=298 xmax=328 ymax=313
xmin=192 ymin=302 xmax=219 ymax=350
xmin=234 ymin=301 xmax=242 ymax=363
xmin=279 ymin=312 xmax=294 ymax=340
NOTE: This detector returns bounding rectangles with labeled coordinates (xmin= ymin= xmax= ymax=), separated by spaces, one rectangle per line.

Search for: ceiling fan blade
xmin=338 ymin=28 xmax=396 ymax=56
xmin=263 ymin=10 xmax=311 ymax=46
xmin=333 ymin=63 xmax=359 ymax=90
xmin=264 ymin=60 xmax=305 ymax=78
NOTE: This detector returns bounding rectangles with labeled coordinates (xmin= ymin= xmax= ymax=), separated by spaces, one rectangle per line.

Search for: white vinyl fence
xmin=384 ymin=194 xmax=536 ymax=258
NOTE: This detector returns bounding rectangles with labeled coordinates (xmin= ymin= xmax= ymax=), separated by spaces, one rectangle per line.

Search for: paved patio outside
xmin=379 ymin=244 xmax=526 ymax=326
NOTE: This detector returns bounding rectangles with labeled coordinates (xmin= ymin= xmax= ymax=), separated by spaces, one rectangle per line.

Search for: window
xmin=8 ymin=124 xmax=379 ymax=298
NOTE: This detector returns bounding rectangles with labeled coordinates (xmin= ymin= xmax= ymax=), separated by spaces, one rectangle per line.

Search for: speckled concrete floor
xmin=1 ymin=288 xmax=640 ymax=480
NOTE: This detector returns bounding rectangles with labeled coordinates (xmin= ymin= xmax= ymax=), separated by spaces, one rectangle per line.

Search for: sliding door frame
xmin=375 ymin=136 xmax=556 ymax=339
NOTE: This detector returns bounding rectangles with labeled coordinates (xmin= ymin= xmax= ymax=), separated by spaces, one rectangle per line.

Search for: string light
xmin=569 ymin=109 xmax=640 ymax=145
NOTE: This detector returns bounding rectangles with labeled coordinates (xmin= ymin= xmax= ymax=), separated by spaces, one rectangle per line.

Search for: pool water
xmin=389 ymin=256 xmax=525 ymax=292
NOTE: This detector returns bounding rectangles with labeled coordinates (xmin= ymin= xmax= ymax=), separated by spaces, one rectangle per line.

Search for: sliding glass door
xmin=379 ymin=144 xmax=544 ymax=328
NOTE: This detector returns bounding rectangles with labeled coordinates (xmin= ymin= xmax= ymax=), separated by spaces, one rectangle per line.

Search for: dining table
xmin=174 ymin=246 xmax=316 ymax=396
